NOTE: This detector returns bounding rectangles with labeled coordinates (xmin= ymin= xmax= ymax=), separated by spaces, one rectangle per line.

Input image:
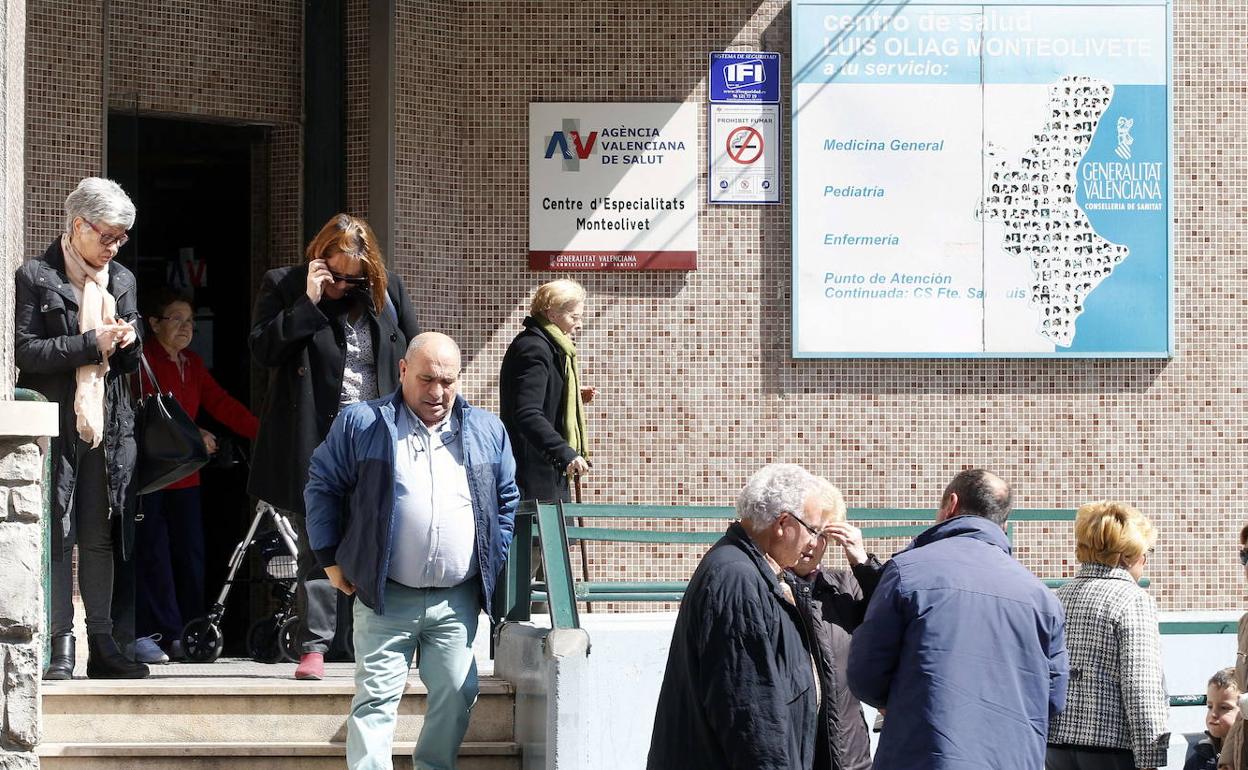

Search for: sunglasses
xmin=329 ymin=270 xmax=370 ymax=287
xmin=1239 ymin=547 xmax=1248 ymax=567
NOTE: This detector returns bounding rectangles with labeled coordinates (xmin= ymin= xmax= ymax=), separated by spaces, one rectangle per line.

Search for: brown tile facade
xmin=25 ymin=0 xmax=303 ymax=267
xmin=22 ymin=1 xmax=1246 ymax=614
xmin=387 ymin=1 xmax=1248 ymax=612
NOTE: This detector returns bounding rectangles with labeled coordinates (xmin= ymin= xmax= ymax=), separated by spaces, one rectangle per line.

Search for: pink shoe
xmin=295 ymin=652 xmax=324 ymax=680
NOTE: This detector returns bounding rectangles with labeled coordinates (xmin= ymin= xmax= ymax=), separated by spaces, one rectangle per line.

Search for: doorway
xmin=108 ymin=112 xmax=270 ymax=659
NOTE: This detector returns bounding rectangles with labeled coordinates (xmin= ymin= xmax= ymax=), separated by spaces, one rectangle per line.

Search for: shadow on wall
xmin=753 ymin=9 xmax=1170 ymax=398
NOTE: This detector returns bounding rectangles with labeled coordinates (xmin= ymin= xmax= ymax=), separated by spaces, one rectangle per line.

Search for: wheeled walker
xmin=179 ymin=500 xmax=301 ymax=663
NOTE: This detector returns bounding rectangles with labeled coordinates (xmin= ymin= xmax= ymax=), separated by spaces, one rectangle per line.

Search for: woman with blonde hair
xmin=249 ymin=214 xmax=420 ymax=680
xmin=499 ymin=279 xmax=596 ymax=502
xmin=1046 ymin=501 xmax=1169 ymax=770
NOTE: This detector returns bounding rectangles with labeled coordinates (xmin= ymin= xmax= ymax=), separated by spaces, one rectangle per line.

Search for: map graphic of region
xmin=983 ymin=75 xmax=1130 ymax=347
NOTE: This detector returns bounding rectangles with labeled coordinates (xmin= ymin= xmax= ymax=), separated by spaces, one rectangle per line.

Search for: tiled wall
xmin=388 ymin=0 xmax=1248 ymax=612
xmin=25 ymin=0 xmax=103 ymax=256
xmin=22 ymin=1 xmax=1245 ymax=614
xmin=345 ymin=0 xmax=369 ymax=220
xmin=25 ymin=0 xmax=303 ymax=268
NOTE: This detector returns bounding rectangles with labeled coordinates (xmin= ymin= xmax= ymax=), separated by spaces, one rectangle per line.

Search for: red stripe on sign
xmin=529 ymin=251 xmax=697 ymax=271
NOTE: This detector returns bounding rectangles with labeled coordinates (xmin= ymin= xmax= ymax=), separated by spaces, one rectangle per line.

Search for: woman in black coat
xmin=248 ymin=214 xmax=419 ymax=680
xmin=784 ymin=478 xmax=883 ymax=770
xmin=499 ymin=279 xmax=595 ymax=503
xmin=15 ymin=178 xmax=148 ymax=679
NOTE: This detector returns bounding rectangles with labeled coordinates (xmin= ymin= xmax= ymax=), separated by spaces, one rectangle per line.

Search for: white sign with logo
xmin=529 ymin=102 xmax=699 ymax=270
xmin=709 ymin=103 xmax=781 ymax=204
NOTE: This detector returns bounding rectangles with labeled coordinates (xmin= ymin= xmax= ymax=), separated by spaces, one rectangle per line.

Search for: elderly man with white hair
xmin=15 ymin=177 xmax=147 ymax=679
xmin=648 ymin=463 xmax=835 ymax=770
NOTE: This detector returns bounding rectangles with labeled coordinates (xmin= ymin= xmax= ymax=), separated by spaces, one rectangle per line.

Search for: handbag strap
xmin=138 ymin=351 xmax=164 ymax=394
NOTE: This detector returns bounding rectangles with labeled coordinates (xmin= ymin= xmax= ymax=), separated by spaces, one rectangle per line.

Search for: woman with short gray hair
xmin=15 ymin=177 xmax=148 ymax=679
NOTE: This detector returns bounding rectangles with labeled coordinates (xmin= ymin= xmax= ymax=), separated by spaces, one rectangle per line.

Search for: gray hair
xmin=941 ymin=469 xmax=1013 ymax=526
xmin=737 ymin=464 xmax=820 ymax=529
xmin=64 ymin=177 xmax=136 ymax=234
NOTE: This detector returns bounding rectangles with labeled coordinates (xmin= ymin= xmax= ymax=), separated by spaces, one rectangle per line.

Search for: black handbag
xmin=135 ymin=354 xmax=209 ymax=495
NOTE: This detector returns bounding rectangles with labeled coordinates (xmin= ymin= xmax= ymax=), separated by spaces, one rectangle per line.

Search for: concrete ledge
xmin=36 ymin=741 xmax=520 ymax=757
xmin=0 ymin=400 xmax=58 ymax=438
xmin=41 ymin=675 xmax=514 ymax=698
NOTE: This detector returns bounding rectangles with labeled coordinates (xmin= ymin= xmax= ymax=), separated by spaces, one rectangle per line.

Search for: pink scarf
xmin=61 ymin=234 xmax=116 ymax=447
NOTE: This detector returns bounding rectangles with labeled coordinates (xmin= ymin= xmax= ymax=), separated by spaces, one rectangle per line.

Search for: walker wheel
xmin=181 ymin=618 xmax=224 ymax=663
xmin=247 ymin=618 xmax=283 ymax=664
xmin=278 ymin=616 xmax=301 ymax=663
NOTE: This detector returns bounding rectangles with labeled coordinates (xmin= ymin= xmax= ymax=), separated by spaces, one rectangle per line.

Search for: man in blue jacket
xmin=305 ymin=332 xmax=518 ymax=770
xmin=847 ymin=469 xmax=1069 ymax=770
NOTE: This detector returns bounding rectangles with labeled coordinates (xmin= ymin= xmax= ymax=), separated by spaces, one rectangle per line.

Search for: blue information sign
xmin=709 ymin=52 xmax=781 ymax=104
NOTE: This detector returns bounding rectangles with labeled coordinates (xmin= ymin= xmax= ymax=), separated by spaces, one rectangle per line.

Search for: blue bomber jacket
xmin=304 ymin=391 xmax=519 ymax=617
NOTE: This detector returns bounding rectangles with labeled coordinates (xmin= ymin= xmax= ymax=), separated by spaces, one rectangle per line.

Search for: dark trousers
xmin=50 ymin=441 xmax=116 ymax=637
xmin=1046 ymin=745 xmax=1136 ymax=770
xmin=291 ymin=509 xmax=353 ymax=656
xmin=135 ymin=487 xmax=205 ymax=645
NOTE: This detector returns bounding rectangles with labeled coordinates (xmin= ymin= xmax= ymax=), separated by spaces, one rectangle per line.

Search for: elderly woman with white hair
xmin=15 ymin=177 xmax=148 ymax=679
xmin=784 ymin=478 xmax=884 ymax=770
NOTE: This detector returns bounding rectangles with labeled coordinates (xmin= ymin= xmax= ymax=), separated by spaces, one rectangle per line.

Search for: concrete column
xmin=0 ymin=1 xmax=39 ymax=767
xmin=1 ymin=0 xmax=25 ymax=390
xmin=0 ymin=403 xmax=56 ymax=769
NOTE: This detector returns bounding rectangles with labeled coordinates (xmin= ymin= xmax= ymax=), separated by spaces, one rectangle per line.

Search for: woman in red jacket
xmin=132 ymin=290 xmax=259 ymax=663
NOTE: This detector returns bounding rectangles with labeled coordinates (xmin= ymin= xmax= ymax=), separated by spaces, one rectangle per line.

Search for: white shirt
xmin=387 ymin=403 xmax=478 ymax=588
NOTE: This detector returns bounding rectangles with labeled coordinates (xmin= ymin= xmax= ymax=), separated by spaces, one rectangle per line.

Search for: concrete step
xmin=37 ymin=741 xmax=520 ymax=769
xmin=43 ymin=672 xmax=515 ymax=745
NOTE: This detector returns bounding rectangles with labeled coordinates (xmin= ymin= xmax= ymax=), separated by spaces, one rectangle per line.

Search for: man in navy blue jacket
xmin=847 ymin=469 xmax=1069 ymax=770
xmin=305 ymin=332 xmax=518 ymax=770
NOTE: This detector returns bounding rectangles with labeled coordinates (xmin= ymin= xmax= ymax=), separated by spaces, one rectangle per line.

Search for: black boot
xmin=86 ymin=633 xmax=149 ymax=679
xmin=43 ymin=633 xmax=76 ymax=680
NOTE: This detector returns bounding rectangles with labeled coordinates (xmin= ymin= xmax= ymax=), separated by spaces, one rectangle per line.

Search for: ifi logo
xmin=544 ymin=119 xmax=598 ymax=171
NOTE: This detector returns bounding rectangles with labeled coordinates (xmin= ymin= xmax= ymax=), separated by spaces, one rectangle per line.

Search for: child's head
xmin=1207 ymin=667 xmax=1240 ymax=740
xmin=1240 ymin=523 xmax=1248 ymax=581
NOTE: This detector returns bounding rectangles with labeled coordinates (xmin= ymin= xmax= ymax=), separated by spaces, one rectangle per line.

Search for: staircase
xmin=38 ymin=660 xmax=520 ymax=769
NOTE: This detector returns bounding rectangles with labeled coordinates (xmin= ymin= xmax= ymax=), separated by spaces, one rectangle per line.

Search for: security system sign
xmin=709 ymin=51 xmax=781 ymax=103
xmin=709 ymin=103 xmax=781 ymax=204
xmin=529 ymin=102 xmax=699 ymax=270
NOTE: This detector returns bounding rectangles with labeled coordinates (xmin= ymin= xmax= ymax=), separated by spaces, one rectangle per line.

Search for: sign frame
xmin=789 ymin=0 xmax=1174 ymax=359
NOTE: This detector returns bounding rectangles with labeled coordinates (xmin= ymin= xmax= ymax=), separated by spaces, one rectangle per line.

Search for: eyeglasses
xmin=82 ymin=219 xmax=129 ymax=247
xmin=1238 ymin=547 xmax=1248 ymax=567
xmin=785 ymin=510 xmax=824 ymax=540
xmin=329 ymin=270 xmax=370 ymax=287
xmin=158 ymin=316 xmax=196 ymax=328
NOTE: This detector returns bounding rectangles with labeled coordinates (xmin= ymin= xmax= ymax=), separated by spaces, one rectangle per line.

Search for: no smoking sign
xmin=726 ymin=126 xmax=764 ymax=164
xmin=709 ymin=103 xmax=780 ymax=204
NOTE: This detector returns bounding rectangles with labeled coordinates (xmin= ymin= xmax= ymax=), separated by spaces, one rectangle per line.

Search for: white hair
xmin=64 ymin=177 xmax=136 ymax=233
xmin=812 ymin=477 xmax=847 ymax=523
xmin=736 ymin=464 xmax=819 ymax=529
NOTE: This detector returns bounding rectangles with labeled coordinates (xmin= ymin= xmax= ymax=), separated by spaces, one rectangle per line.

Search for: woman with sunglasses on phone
xmin=249 ymin=214 xmax=420 ymax=680
xmin=15 ymin=178 xmax=148 ymax=679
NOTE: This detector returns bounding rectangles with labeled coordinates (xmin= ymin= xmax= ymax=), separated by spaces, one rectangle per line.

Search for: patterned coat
xmin=1047 ymin=562 xmax=1170 ymax=768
